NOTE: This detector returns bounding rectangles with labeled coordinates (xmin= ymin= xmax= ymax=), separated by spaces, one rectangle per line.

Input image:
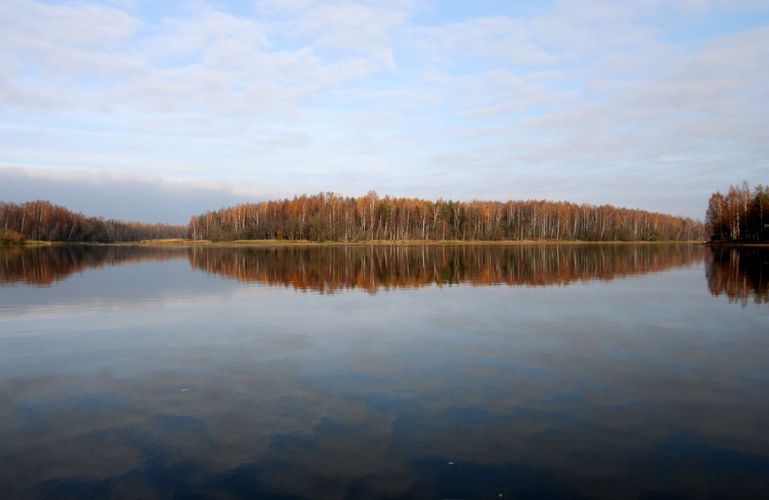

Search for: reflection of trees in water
xmin=188 ymin=244 xmax=706 ymax=293
xmin=707 ymin=247 xmax=769 ymax=305
xmin=0 ymin=246 xmax=187 ymax=285
xmin=1 ymin=244 xmax=708 ymax=290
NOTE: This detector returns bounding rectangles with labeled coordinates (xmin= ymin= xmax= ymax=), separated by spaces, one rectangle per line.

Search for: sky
xmin=1 ymin=0 xmax=768 ymax=224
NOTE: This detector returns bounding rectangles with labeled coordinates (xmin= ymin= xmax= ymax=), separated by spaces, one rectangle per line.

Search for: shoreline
xmin=4 ymin=239 xmax=707 ymax=248
xmin=705 ymin=241 xmax=769 ymax=248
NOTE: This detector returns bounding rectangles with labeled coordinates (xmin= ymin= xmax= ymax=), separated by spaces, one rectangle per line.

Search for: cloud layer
xmin=1 ymin=0 xmax=768 ymax=221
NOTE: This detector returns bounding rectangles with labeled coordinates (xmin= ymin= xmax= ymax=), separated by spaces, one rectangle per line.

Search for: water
xmin=1 ymin=244 xmax=768 ymax=499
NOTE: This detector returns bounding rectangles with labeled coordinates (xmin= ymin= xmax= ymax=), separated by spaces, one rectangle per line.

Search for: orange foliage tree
xmin=0 ymin=201 xmax=187 ymax=242
xmin=189 ymin=192 xmax=704 ymax=242
xmin=705 ymin=182 xmax=769 ymax=242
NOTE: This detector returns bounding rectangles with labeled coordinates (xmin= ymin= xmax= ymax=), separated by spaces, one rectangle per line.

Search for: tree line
xmin=189 ymin=192 xmax=704 ymax=242
xmin=1 ymin=193 xmax=708 ymax=243
xmin=0 ymin=201 xmax=186 ymax=243
xmin=706 ymin=182 xmax=769 ymax=242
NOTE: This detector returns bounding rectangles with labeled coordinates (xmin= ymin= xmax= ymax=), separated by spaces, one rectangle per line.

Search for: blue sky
xmin=1 ymin=0 xmax=768 ymax=223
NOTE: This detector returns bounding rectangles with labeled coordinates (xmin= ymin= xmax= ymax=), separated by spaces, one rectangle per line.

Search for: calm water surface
xmin=1 ymin=244 xmax=768 ymax=499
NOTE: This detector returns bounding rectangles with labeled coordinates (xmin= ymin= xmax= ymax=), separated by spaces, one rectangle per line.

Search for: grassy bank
xmin=0 ymin=240 xmax=54 ymax=247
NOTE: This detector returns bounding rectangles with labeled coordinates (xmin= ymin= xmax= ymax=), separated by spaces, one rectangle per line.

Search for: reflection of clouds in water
xmin=2 ymin=367 xmax=767 ymax=498
xmin=2 ymin=275 xmax=769 ymax=498
xmin=0 ymin=369 xmax=413 ymax=498
xmin=1 ymin=245 xmax=769 ymax=497
xmin=0 ymin=285 xmax=263 ymax=322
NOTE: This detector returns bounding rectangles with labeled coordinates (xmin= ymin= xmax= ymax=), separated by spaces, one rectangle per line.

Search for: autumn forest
xmin=706 ymin=182 xmax=769 ymax=242
xmin=2 ymin=184 xmax=766 ymax=244
xmin=188 ymin=193 xmax=704 ymax=242
xmin=0 ymin=200 xmax=187 ymax=243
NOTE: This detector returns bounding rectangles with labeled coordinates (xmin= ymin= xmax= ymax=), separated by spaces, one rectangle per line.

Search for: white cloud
xmin=0 ymin=0 xmax=410 ymax=114
xmin=0 ymin=165 xmax=289 ymax=222
xmin=0 ymin=0 xmax=767 ymax=219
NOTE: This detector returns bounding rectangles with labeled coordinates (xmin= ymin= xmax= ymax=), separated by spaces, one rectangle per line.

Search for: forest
xmin=2 ymin=194 xmax=706 ymax=243
xmin=189 ymin=192 xmax=704 ymax=242
xmin=0 ymin=201 xmax=186 ymax=243
xmin=706 ymin=182 xmax=769 ymax=242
